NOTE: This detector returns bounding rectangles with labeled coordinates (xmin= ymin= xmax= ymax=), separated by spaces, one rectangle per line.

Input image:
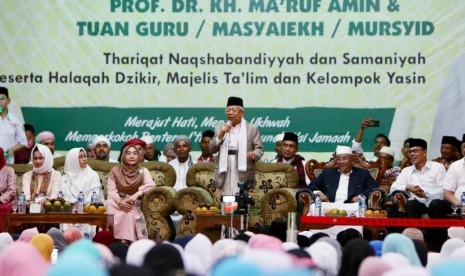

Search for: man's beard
xmin=96 ymin=151 xmax=108 ymax=159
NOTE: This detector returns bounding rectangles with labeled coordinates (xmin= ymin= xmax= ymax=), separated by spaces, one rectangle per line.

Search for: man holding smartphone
xmin=351 ymin=118 xmax=390 ymax=161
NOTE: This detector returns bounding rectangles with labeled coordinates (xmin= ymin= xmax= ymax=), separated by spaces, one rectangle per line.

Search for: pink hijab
xmin=64 ymin=227 xmax=83 ymax=243
xmin=0 ymin=242 xmax=49 ymax=276
xmin=18 ymin=227 xmax=39 ymax=242
xmin=248 ymin=234 xmax=283 ymax=251
xmin=358 ymin=256 xmax=392 ymax=276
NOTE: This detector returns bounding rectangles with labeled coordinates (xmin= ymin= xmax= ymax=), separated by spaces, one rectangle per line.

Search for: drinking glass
xmin=451 ymin=203 xmax=460 ymax=215
xmin=11 ymin=200 xmax=18 ymax=214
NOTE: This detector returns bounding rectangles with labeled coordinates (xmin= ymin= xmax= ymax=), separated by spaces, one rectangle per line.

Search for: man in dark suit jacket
xmin=209 ymin=96 xmax=264 ymax=196
xmin=308 ymin=145 xmax=379 ymax=203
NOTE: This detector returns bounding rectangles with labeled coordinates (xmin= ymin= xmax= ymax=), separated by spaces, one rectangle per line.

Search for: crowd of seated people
xmin=1 ymin=217 xmax=465 ymax=275
xmin=3 ymin=86 xmax=465 ymax=272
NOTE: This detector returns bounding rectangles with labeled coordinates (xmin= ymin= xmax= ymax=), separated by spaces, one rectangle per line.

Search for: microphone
xmin=226 ymin=120 xmax=232 ymax=127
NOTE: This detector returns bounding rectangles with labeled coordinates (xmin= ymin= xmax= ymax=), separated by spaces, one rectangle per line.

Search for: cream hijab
xmin=62 ymin=147 xmax=99 ymax=201
xmin=31 ymin=144 xmax=54 ymax=174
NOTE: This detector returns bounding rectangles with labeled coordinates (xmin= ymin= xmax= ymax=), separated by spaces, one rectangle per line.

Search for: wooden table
xmin=299 ymin=215 xmax=465 ymax=231
xmin=194 ymin=214 xmax=243 ymax=242
xmin=2 ymin=213 xmax=114 ymax=233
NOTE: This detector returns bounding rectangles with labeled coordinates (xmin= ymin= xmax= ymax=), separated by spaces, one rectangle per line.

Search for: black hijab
xmin=338 ymin=238 xmax=375 ymax=276
xmin=143 ymin=244 xmax=184 ymax=276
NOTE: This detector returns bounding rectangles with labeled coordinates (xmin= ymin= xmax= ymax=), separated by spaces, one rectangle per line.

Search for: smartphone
xmin=369 ymin=120 xmax=380 ymax=127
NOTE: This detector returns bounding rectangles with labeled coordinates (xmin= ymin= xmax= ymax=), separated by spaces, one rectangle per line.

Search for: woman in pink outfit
xmin=106 ymin=139 xmax=155 ymax=243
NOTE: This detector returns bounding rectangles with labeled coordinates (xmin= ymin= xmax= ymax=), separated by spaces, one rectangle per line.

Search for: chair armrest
xmin=141 ymin=186 xmax=176 ymax=217
xmin=174 ymin=187 xmax=214 ymax=214
xmin=261 ymin=188 xmax=297 ymax=225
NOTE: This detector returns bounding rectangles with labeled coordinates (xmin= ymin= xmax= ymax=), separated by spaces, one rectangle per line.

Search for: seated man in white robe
xmin=169 ymin=135 xmax=196 ymax=227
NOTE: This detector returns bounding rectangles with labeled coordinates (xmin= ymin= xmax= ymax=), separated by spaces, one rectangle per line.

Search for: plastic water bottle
xmin=286 ymin=212 xmax=298 ymax=243
xmin=77 ymin=191 xmax=84 ymax=214
xmin=91 ymin=191 xmax=98 ymax=203
xmin=51 ymin=246 xmax=58 ymax=265
xmin=19 ymin=191 xmax=27 ymax=214
xmin=58 ymin=191 xmax=64 ymax=199
xmin=461 ymin=192 xmax=465 ymax=215
xmin=315 ymin=193 xmax=322 ymax=216
xmin=359 ymin=194 xmax=367 ymax=217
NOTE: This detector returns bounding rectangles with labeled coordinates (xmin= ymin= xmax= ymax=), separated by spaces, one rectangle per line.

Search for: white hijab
xmin=31 ymin=144 xmax=53 ymax=174
xmin=62 ymin=148 xmax=97 ymax=201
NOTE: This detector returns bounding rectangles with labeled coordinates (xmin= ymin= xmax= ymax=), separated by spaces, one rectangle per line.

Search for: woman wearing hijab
xmin=412 ymin=239 xmax=428 ymax=267
xmin=29 ymin=233 xmax=54 ymax=263
xmin=306 ymin=240 xmax=339 ymax=276
xmin=339 ymin=238 xmax=375 ymax=276
xmin=0 ymin=232 xmax=14 ymax=257
xmin=63 ymin=227 xmax=83 ymax=243
xmin=125 ymin=239 xmax=156 ymax=267
xmin=22 ymin=144 xmax=61 ymax=202
xmin=0 ymin=147 xmax=16 ymax=204
xmin=92 ymin=230 xmax=116 ymax=247
xmin=0 ymin=242 xmax=49 ymax=276
xmin=62 ymin=147 xmax=103 ymax=204
xmin=48 ymin=240 xmax=108 ymax=276
xmin=18 ymin=226 xmax=39 ymax=242
xmin=382 ymin=233 xmax=422 ymax=266
xmin=143 ymin=244 xmax=184 ymax=275
xmin=358 ymin=256 xmax=392 ymax=276
xmin=47 ymin=227 xmax=69 ymax=253
xmin=106 ymin=139 xmax=155 ymax=243
xmin=0 ymin=148 xmax=16 ymax=231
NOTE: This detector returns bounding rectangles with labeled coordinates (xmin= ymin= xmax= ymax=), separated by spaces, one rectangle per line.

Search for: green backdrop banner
xmin=21 ymin=107 xmax=394 ymax=152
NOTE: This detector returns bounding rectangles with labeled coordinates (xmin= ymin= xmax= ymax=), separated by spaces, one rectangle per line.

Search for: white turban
xmin=35 ymin=131 xmax=56 ymax=143
xmin=91 ymin=135 xmax=111 ymax=148
xmin=380 ymin=146 xmax=395 ymax=158
xmin=335 ymin=145 xmax=352 ymax=155
xmin=273 ymin=133 xmax=284 ymax=143
xmin=140 ymin=135 xmax=154 ymax=145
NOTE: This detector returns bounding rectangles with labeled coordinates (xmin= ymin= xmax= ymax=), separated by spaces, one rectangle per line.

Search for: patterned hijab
xmin=31 ymin=144 xmax=53 ymax=174
xmin=110 ymin=145 xmax=144 ymax=195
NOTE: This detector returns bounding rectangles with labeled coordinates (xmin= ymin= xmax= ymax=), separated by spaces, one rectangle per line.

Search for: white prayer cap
xmin=335 ymin=145 xmax=352 ymax=155
xmin=140 ymin=135 xmax=154 ymax=145
xmin=273 ymin=133 xmax=284 ymax=143
xmin=380 ymin=146 xmax=395 ymax=158
xmin=92 ymin=135 xmax=111 ymax=148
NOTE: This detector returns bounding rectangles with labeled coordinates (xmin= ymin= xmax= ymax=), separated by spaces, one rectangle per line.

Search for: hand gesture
xmin=360 ymin=118 xmax=372 ymax=129
xmin=118 ymin=199 xmax=133 ymax=213
xmin=218 ymin=122 xmax=232 ymax=140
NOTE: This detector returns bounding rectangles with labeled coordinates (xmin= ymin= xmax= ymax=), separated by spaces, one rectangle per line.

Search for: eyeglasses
xmin=225 ymin=108 xmax=242 ymax=114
